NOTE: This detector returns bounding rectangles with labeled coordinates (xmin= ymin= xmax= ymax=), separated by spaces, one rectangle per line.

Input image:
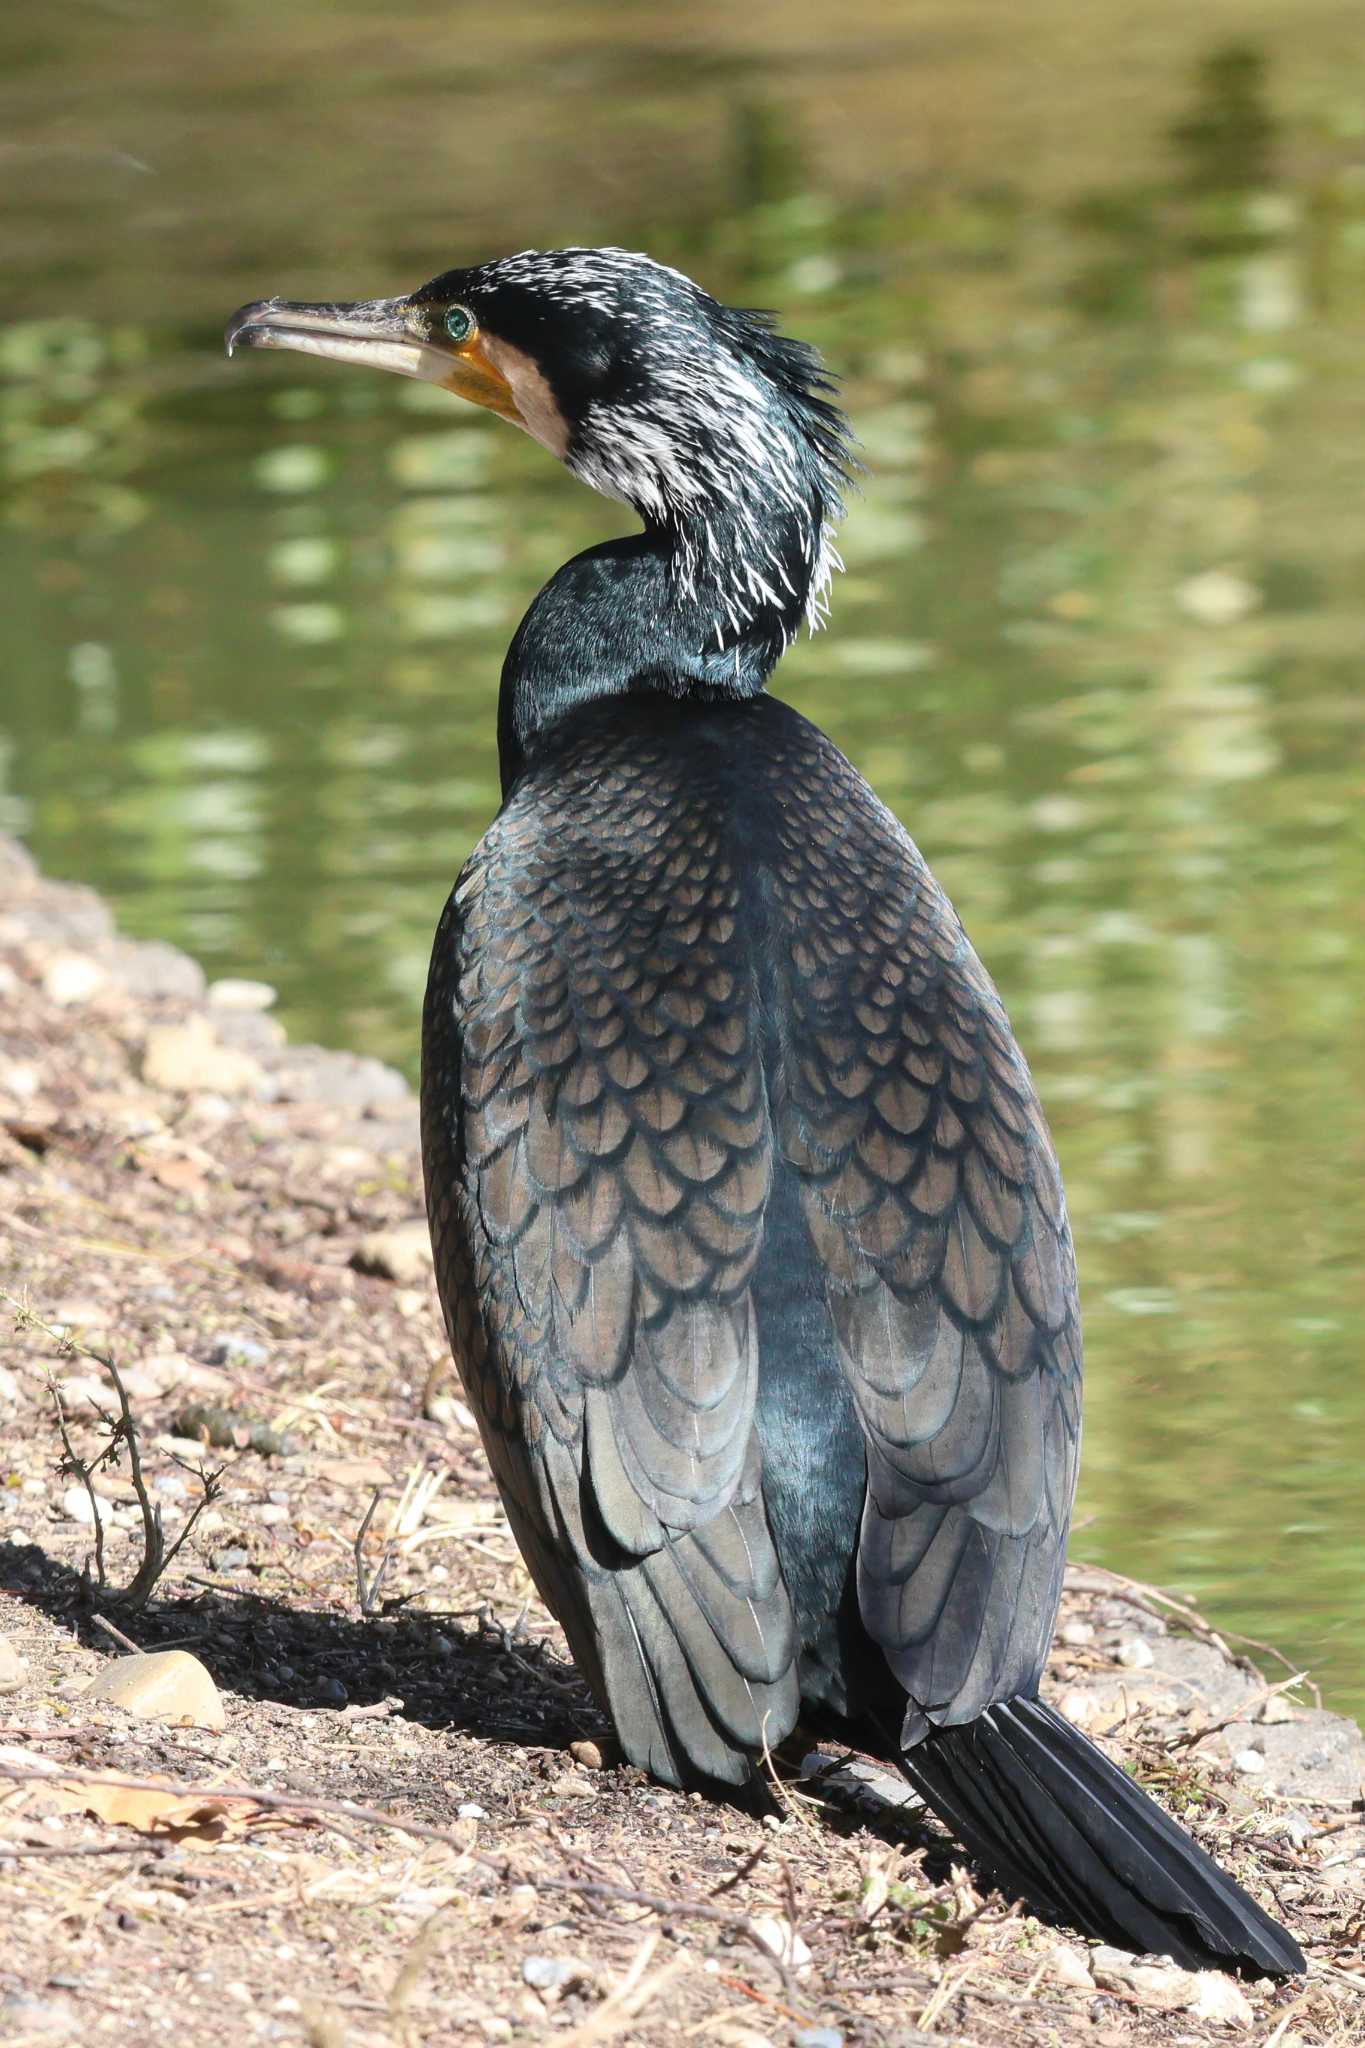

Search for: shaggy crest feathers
xmin=456 ymin=248 xmax=856 ymax=642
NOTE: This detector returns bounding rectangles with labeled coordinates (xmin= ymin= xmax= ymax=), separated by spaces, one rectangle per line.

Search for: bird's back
xmin=421 ymin=690 xmax=1081 ymax=1786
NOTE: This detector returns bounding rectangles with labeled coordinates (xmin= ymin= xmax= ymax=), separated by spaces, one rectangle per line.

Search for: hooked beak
xmin=224 ymin=295 xmax=521 ymax=424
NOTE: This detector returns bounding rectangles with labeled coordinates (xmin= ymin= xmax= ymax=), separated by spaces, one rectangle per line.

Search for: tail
xmin=902 ymin=1696 xmax=1304 ymax=1976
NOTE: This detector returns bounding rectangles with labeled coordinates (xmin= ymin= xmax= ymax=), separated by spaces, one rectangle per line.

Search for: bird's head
xmin=227 ymin=247 xmax=853 ymax=641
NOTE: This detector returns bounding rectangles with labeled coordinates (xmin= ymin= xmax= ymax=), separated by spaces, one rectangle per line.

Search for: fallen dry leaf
xmin=50 ymin=1776 xmax=313 ymax=1843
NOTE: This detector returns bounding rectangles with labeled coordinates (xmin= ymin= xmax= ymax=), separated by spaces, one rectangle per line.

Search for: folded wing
xmin=764 ymin=725 xmax=1082 ymax=1743
xmin=422 ymin=734 xmax=800 ymax=1787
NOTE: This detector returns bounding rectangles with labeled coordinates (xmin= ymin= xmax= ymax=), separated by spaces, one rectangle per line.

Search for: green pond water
xmin=2 ymin=5 xmax=1363 ymax=1717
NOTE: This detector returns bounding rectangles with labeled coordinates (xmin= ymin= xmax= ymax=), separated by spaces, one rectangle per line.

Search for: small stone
xmin=1092 ymin=1949 xmax=1190 ymax=2010
xmin=142 ymin=1015 xmax=264 ymax=1098
xmin=316 ymin=1677 xmax=348 ymax=1706
xmin=1047 ymin=1942 xmax=1095 ymax=1989
xmin=521 ymin=1956 xmax=584 ymax=1995
xmin=0 ymin=1636 xmax=28 ymax=1694
xmin=749 ymin=1914 xmax=812 ymax=1971
xmin=83 ymin=1649 xmax=226 ymax=1731
xmin=549 ymin=1771 xmax=597 ymax=1800
xmin=1177 ymin=568 xmax=1260 ymax=626
xmin=0 ymin=1364 xmax=19 ymax=1406
xmin=1116 ymin=1637 xmax=1155 ymax=1670
xmin=458 ymin=1801 xmax=488 ymax=1820
xmin=1233 ymin=1746 xmax=1266 ymax=1774
xmin=1259 ymin=1692 xmax=1299 ymax=1725
xmin=204 ymin=1330 xmax=269 ymax=1368
xmin=794 ymin=2031 xmax=843 ymax=2048
xmin=1188 ymin=1972 xmax=1254 ymax=2026
xmin=0 ymin=1995 xmax=76 ymax=2036
xmin=1058 ymin=1620 xmax=1095 ymax=1648
xmin=569 ymin=1739 xmax=604 ymax=1772
xmin=43 ymin=952 xmax=105 ymax=1006
xmin=207 ymin=978 xmax=278 ymax=1012
xmin=350 ymin=1222 xmax=433 ymax=1287
xmin=257 ymin=1503 xmax=291 ymax=1527
xmin=60 ymin=1485 xmax=110 ymax=1527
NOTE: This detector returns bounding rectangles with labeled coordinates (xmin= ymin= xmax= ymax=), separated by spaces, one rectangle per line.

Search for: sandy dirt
xmin=1 ymin=833 xmax=1362 ymax=2048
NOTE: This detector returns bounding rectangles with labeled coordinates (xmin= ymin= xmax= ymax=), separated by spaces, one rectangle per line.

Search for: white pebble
xmin=1177 ymin=568 xmax=1260 ymax=626
xmin=60 ymin=1485 xmax=109 ymax=1527
xmin=458 ymin=1801 xmax=488 ymax=1820
xmin=749 ymin=1914 xmax=812 ymax=1970
xmin=1116 ymin=1637 xmax=1155 ymax=1670
xmin=43 ymin=953 xmax=104 ymax=1006
xmin=207 ymin=977 xmax=278 ymax=1012
xmin=1233 ymin=1747 xmax=1266 ymax=1774
xmin=1059 ymin=1620 xmax=1095 ymax=1648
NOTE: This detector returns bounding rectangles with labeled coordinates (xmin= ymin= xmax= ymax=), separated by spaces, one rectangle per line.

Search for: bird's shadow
xmin=0 ymin=1537 xmax=951 ymax=1863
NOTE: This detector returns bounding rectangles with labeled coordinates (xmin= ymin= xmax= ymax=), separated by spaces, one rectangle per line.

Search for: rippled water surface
xmin=3 ymin=4 xmax=1364 ymax=1713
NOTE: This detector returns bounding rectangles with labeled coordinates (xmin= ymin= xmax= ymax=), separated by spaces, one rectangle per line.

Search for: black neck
xmin=497 ymin=513 xmax=813 ymax=794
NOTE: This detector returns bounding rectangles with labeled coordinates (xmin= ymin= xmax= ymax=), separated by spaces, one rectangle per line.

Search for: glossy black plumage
xmin=229 ymin=247 xmax=1305 ymax=1977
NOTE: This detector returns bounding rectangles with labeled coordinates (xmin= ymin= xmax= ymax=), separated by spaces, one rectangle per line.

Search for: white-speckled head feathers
xmin=411 ymin=247 xmax=855 ymax=641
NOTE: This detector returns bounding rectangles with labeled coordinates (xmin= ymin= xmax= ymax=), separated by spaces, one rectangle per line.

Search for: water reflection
xmin=2 ymin=14 xmax=1363 ymax=1715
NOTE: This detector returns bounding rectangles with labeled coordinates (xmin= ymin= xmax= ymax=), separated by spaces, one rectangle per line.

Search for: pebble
xmin=569 ymin=1739 xmax=604 ymax=1771
xmin=207 ymin=977 xmax=278 ymax=1012
xmin=521 ymin=1956 xmax=583 ymax=1994
xmin=142 ymin=1016 xmax=265 ymax=1098
xmin=315 ymin=1677 xmax=348 ymax=1706
xmin=0 ymin=1635 xmax=28 ymax=1694
xmin=549 ymin=1771 xmax=597 ymax=1800
xmin=1115 ymin=1637 xmax=1155 ymax=1670
xmin=457 ymin=1801 xmax=488 ymax=1820
xmin=1259 ymin=1692 xmax=1299 ymax=1724
xmin=1092 ymin=1949 xmax=1188 ymax=2011
xmin=1058 ymin=1619 xmax=1095 ymax=1648
xmin=749 ymin=1915 xmax=812 ymax=1971
xmin=204 ymin=1330 xmax=270 ymax=1367
xmin=350 ymin=1222 xmax=434 ymax=1287
xmin=60 ymin=1484 xmax=110 ymax=1527
xmin=83 ymin=1648 xmax=226 ymax=1731
xmin=43 ymin=952 xmax=105 ymax=1006
xmin=257 ymin=1502 xmax=291 ymax=1527
xmin=794 ymin=2031 xmax=843 ymax=2048
xmin=1047 ymin=1942 xmax=1095 ymax=1989
xmin=1090 ymin=1948 xmax=1253 ymax=2025
xmin=0 ymin=1994 xmax=76 ymax=2036
xmin=1177 ymin=568 xmax=1260 ymax=626
xmin=1233 ymin=1746 xmax=1267 ymax=1773
xmin=1188 ymin=1973 xmax=1254 ymax=2025
xmin=0 ymin=1365 xmax=21 ymax=1406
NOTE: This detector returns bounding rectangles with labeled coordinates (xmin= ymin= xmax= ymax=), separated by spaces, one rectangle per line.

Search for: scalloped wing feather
xmin=421 ymin=731 xmax=799 ymax=1789
xmin=761 ymin=721 xmax=1083 ymax=1742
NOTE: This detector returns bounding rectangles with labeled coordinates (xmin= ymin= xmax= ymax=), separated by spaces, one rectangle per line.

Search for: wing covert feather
xmin=422 ymin=732 xmax=799 ymax=1787
xmin=762 ymin=724 xmax=1083 ymax=1738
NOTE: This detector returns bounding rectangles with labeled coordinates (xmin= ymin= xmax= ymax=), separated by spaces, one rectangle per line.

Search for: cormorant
xmin=227 ymin=250 xmax=1303 ymax=1976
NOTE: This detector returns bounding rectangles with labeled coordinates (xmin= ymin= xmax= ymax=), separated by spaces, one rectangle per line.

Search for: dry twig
xmin=3 ymin=1287 xmax=224 ymax=1613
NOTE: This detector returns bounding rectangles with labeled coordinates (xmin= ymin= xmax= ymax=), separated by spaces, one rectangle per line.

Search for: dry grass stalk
xmin=3 ymin=1287 xmax=224 ymax=1613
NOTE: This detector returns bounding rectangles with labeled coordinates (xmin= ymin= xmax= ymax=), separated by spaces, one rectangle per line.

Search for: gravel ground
xmin=1 ymin=833 xmax=1362 ymax=2048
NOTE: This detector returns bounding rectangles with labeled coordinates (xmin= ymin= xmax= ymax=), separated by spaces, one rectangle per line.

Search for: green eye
xmin=444 ymin=305 xmax=474 ymax=345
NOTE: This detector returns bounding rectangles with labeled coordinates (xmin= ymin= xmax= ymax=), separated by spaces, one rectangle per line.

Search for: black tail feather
xmin=904 ymin=1696 xmax=1304 ymax=1976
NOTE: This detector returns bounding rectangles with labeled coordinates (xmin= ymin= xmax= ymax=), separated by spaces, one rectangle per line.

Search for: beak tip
xmin=224 ymin=298 xmax=282 ymax=360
